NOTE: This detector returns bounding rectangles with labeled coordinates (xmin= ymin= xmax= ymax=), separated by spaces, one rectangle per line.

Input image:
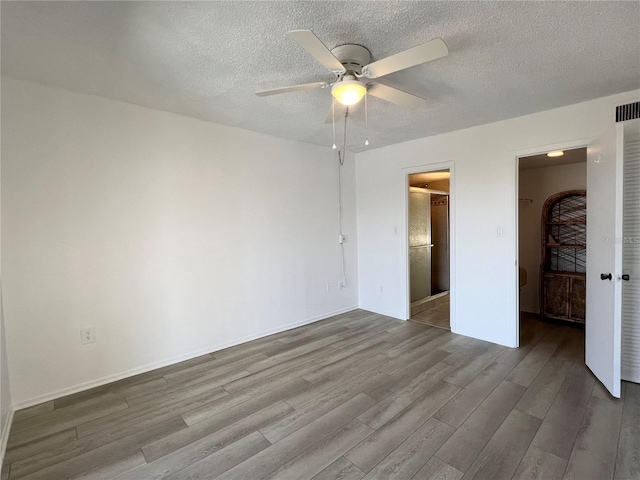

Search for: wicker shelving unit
xmin=540 ymin=190 xmax=587 ymax=323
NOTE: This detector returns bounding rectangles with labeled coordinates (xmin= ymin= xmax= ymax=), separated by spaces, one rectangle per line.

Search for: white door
xmin=586 ymin=124 xmax=624 ymax=398
xmin=621 ymin=121 xmax=640 ymax=383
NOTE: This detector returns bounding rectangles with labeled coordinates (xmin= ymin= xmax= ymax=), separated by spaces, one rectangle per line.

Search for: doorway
xmin=513 ymin=118 xmax=640 ymax=398
xmin=517 ymin=147 xmax=587 ymax=338
xmin=408 ymin=170 xmax=451 ymax=329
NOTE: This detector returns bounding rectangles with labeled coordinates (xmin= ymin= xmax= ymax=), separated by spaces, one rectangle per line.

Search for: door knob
xmin=622 ymin=274 xmax=630 ymax=281
xmin=601 ymin=273 xmax=612 ymax=281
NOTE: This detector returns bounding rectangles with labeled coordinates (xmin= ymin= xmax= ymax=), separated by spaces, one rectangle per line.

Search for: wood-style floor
xmin=3 ymin=310 xmax=639 ymax=480
xmin=411 ymin=298 xmax=450 ymax=330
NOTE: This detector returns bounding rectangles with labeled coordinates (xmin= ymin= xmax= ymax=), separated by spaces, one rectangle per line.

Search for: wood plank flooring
xmin=3 ymin=310 xmax=639 ymax=480
xmin=411 ymin=297 xmax=451 ymax=330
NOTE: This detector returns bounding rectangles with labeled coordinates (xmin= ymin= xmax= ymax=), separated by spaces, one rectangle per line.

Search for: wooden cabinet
xmin=540 ymin=190 xmax=586 ymax=323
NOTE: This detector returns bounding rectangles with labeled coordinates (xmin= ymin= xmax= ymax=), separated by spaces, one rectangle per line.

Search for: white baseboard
xmin=0 ymin=405 xmax=15 ymax=466
xmin=13 ymin=305 xmax=359 ymax=410
xmin=358 ymin=305 xmax=403 ymax=320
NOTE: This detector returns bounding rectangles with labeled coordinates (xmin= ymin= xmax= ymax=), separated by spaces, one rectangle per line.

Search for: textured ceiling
xmin=2 ymin=1 xmax=640 ymax=153
xmin=520 ymin=147 xmax=586 ymax=170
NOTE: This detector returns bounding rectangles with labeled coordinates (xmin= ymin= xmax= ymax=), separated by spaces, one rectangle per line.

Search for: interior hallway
xmin=3 ymin=310 xmax=638 ymax=480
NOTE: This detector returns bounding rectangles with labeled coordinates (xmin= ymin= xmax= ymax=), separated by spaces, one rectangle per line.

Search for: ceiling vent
xmin=616 ymin=101 xmax=640 ymax=122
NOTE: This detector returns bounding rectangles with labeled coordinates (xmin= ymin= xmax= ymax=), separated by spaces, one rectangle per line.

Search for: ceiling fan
xmin=255 ymin=30 xmax=449 ymax=111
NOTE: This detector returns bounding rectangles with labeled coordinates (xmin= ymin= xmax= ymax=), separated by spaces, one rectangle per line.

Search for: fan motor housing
xmin=330 ymin=44 xmax=371 ymax=75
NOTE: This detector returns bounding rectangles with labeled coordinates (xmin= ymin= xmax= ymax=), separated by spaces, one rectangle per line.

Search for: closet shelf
xmin=546 ymin=244 xmax=586 ymax=249
xmin=546 ymin=221 xmax=586 ymax=225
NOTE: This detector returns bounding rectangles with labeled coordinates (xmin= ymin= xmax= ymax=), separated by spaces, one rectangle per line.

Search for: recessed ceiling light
xmin=547 ymin=150 xmax=564 ymax=158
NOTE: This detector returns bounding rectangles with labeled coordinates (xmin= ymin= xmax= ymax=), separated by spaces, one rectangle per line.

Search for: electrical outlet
xmin=340 ymin=278 xmax=347 ymax=288
xmin=81 ymin=327 xmax=96 ymax=345
xmin=496 ymin=226 xmax=504 ymax=237
xmin=339 ymin=234 xmax=346 ymax=244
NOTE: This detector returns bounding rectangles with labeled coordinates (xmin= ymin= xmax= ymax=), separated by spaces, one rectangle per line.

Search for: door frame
xmin=403 ymin=161 xmax=456 ymax=332
xmin=512 ymin=136 xmax=594 ymax=347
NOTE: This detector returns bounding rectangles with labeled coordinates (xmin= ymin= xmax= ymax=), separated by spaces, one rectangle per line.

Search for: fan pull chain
xmin=338 ymin=107 xmax=348 ymax=166
xmin=364 ymin=91 xmax=369 ymax=146
xmin=336 ymin=106 xmax=348 ymax=288
xmin=332 ymin=99 xmax=337 ymax=150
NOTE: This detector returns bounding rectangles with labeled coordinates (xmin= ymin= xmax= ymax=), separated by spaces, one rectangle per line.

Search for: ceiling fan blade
xmin=362 ymin=38 xmax=448 ymax=79
xmin=367 ymin=83 xmax=427 ymax=109
xmin=255 ymin=82 xmax=328 ymax=97
xmin=289 ymin=30 xmax=347 ymax=74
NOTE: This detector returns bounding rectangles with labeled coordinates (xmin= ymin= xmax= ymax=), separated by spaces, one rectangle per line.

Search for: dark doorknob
xmin=622 ymin=274 xmax=630 ymax=281
xmin=601 ymin=273 xmax=612 ymax=281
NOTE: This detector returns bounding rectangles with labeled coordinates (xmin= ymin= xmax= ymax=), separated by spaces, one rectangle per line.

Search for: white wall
xmin=518 ymin=162 xmax=587 ymax=313
xmin=356 ymin=89 xmax=640 ymax=347
xmin=1 ymin=78 xmax=358 ymax=407
xmin=0 ymin=73 xmax=15 ymax=462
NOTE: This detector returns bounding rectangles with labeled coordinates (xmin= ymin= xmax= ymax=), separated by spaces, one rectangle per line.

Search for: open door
xmin=586 ymin=124 xmax=624 ymax=398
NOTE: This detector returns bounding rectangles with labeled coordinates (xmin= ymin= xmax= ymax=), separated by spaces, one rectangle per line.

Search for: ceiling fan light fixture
xmin=331 ymin=78 xmax=366 ymax=106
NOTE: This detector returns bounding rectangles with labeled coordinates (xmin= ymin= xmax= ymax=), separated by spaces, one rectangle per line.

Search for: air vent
xmin=616 ymin=101 xmax=640 ymax=122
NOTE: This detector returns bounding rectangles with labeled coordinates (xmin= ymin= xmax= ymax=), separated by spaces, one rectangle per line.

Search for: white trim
xmin=510 ymin=137 xmax=594 ymax=159
xmin=12 ymin=305 xmax=358 ymax=410
xmin=402 ymin=161 xmax=456 ymax=333
xmin=512 ymin=137 xmax=593 ymax=349
xmin=358 ymin=305 xmax=405 ymax=320
xmin=0 ymin=406 xmax=15 ymax=466
xmin=613 ymin=123 xmax=625 ymax=396
xmin=514 ymin=153 xmax=520 ymax=347
xmin=409 ymin=187 xmax=450 ymax=196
